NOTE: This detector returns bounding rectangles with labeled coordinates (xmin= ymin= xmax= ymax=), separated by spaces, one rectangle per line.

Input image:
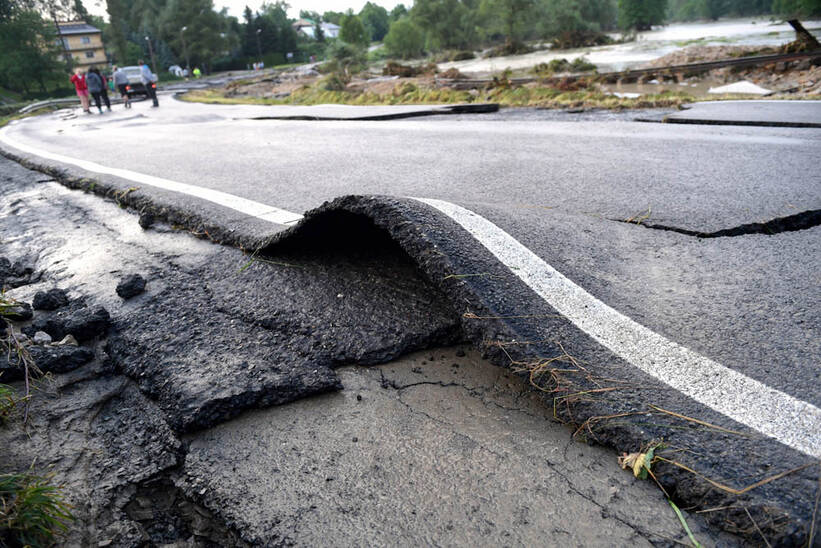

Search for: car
xmin=120 ymin=65 xmax=157 ymax=97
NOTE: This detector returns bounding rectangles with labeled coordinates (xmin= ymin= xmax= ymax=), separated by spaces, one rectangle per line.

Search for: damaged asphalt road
xmin=0 ymin=154 xmax=743 ymax=547
xmin=1 ymin=100 xmax=820 ymax=545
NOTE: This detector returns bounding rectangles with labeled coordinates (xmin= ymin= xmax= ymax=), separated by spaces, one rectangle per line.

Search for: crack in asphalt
xmin=619 ymin=208 xmax=821 ymax=238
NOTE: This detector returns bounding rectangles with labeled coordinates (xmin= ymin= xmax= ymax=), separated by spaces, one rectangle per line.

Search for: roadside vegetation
xmin=0 ymin=470 xmax=75 ymax=547
xmin=182 ymin=79 xmax=697 ymax=110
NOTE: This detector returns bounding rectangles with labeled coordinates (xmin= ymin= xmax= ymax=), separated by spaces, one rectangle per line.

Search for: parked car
xmin=168 ymin=65 xmax=185 ymax=77
xmin=120 ymin=65 xmax=157 ymax=97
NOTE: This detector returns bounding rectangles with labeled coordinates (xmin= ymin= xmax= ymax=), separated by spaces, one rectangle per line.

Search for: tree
xmin=359 ymin=2 xmax=390 ymax=41
xmin=617 ymin=0 xmax=667 ymax=30
xmin=384 ymin=18 xmax=424 ymax=58
xmin=158 ymin=0 xmax=223 ymax=72
xmin=105 ymin=0 xmax=130 ymax=63
xmin=0 ymin=7 xmax=64 ymax=95
xmin=389 ymin=3 xmax=408 ymax=21
xmin=339 ymin=13 xmax=369 ymax=46
xmin=72 ymin=0 xmax=90 ymax=19
xmin=411 ymin=0 xmax=477 ymax=50
xmin=322 ymin=10 xmax=344 ymax=24
xmin=772 ymin=0 xmax=821 ymax=17
xmin=484 ymin=0 xmax=535 ymax=47
xmin=299 ymin=9 xmax=321 ymax=20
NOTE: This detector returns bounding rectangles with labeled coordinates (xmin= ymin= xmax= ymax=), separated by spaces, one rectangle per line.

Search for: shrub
xmin=0 ymin=471 xmax=74 ymax=546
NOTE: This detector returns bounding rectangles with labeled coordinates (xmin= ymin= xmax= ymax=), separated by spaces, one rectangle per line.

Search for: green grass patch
xmin=0 ymin=384 xmax=16 ymax=424
xmin=0 ymin=471 xmax=74 ymax=547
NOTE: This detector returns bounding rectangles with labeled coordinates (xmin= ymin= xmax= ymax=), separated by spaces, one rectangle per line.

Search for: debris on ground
xmin=708 ymin=81 xmax=773 ymax=95
xmin=116 ymin=274 xmax=146 ymax=300
xmin=32 ymin=288 xmax=69 ymax=311
xmin=643 ymin=45 xmax=821 ymax=95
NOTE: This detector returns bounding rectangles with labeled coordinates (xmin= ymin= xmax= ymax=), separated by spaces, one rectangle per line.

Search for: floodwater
xmin=440 ymin=17 xmax=821 ymax=75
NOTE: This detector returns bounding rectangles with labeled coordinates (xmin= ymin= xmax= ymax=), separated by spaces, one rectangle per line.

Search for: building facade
xmin=57 ymin=21 xmax=107 ymax=69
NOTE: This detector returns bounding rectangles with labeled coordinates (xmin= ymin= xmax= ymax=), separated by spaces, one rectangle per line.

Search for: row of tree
xmin=371 ymin=0 xmax=821 ymax=58
xmin=1 ymin=0 xmax=820 ymax=100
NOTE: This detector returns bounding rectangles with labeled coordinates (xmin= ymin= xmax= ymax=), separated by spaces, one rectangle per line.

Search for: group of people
xmin=69 ymin=60 xmax=159 ymax=114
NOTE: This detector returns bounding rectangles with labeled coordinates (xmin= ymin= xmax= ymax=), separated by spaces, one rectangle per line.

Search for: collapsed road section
xmin=0 ymin=154 xmax=740 ymax=547
xmin=0 ymin=149 xmax=819 ymax=545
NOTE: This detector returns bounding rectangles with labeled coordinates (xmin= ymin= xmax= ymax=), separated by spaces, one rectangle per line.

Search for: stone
xmin=116 ymin=274 xmax=146 ymax=300
xmin=1 ymin=301 xmax=32 ymax=321
xmin=138 ymin=213 xmax=154 ymax=230
xmin=65 ymin=306 xmax=111 ymax=341
xmin=32 ymin=331 xmax=53 ymax=345
xmin=28 ymin=345 xmax=94 ymax=375
xmin=33 ymin=288 xmax=69 ymax=311
xmin=54 ymin=334 xmax=79 ymax=346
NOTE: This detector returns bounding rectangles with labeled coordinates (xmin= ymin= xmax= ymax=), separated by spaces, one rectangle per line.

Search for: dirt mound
xmin=439 ymin=67 xmax=467 ymax=80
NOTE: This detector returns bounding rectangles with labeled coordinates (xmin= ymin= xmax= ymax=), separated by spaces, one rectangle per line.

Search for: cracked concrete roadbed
xmin=184 ymin=347 xmax=738 ymax=546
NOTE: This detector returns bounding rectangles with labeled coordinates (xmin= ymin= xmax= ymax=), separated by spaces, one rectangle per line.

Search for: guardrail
xmin=18 ymin=98 xmax=80 ymax=114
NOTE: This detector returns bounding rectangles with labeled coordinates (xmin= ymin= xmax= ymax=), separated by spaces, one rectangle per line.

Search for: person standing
xmin=139 ymin=59 xmax=159 ymax=107
xmin=69 ymin=68 xmax=90 ymax=114
xmin=86 ymin=66 xmax=104 ymax=114
xmin=193 ymin=67 xmax=201 ymax=78
xmin=112 ymin=65 xmax=130 ymax=109
xmin=88 ymin=67 xmax=111 ymax=112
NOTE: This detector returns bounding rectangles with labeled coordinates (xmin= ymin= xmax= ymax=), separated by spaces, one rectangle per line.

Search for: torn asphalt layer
xmin=1 ymin=151 xmax=818 ymax=544
xmin=260 ymin=195 xmax=821 ymax=545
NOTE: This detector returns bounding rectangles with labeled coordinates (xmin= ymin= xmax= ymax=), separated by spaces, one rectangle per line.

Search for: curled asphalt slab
xmin=1 ymin=101 xmax=820 ymax=544
xmin=0 ymin=156 xmax=739 ymax=546
xmin=665 ymin=100 xmax=821 ymax=128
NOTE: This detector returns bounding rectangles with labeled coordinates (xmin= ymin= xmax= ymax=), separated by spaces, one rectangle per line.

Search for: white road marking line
xmin=415 ymin=197 xmax=821 ymax=459
xmin=3 ymin=125 xmax=818 ymax=458
xmin=0 ymin=125 xmax=304 ymax=226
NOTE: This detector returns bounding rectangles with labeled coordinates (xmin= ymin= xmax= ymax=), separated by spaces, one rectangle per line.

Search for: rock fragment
xmin=28 ymin=345 xmax=94 ymax=375
xmin=65 ymin=306 xmax=111 ymax=341
xmin=0 ymin=301 xmax=32 ymax=321
xmin=116 ymin=274 xmax=146 ymax=299
xmin=33 ymin=288 xmax=69 ymax=310
xmin=138 ymin=213 xmax=154 ymax=229
xmin=32 ymin=331 xmax=53 ymax=345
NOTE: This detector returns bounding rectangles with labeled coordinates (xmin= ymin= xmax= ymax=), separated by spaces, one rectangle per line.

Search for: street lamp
xmin=144 ymin=36 xmax=157 ymax=76
xmin=181 ymin=26 xmax=191 ymax=76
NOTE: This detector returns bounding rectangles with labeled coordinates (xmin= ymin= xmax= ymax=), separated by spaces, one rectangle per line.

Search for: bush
xmin=327 ymin=40 xmax=368 ymax=75
xmin=384 ymin=19 xmax=425 ymax=60
xmin=0 ymin=471 xmax=74 ymax=546
xmin=531 ymin=57 xmax=596 ymax=75
xmin=321 ymin=73 xmax=349 ymax=91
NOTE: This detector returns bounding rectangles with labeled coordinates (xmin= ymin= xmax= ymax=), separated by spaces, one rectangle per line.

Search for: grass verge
xmin=181 ymin=83 xmax=697 ymax=110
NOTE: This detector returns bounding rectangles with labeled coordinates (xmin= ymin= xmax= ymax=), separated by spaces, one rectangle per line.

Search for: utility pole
xmin=181 ymin=26 xmax=191 ymax=76
xmin=144 ymin=36 xmax=157 ymax=76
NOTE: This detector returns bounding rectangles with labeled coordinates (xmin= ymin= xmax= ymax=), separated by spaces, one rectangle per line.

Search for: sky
xmin=85 ymin=0 xmax=406 ymax=20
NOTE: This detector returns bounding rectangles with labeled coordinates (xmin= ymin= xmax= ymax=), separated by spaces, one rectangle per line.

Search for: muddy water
xmin=440 ymin=17 xmax=821 ymax=75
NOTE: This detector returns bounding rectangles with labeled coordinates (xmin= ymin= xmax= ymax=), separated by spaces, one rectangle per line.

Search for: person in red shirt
xmin=69 ymin=68 xmax=90 ymax=114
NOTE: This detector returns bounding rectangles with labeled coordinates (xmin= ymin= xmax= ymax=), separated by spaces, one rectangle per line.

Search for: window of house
xmin=81 ymin=36 xmax=91 ymax=44
xmin=85 ymin=51 xmax=95 ymax=58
